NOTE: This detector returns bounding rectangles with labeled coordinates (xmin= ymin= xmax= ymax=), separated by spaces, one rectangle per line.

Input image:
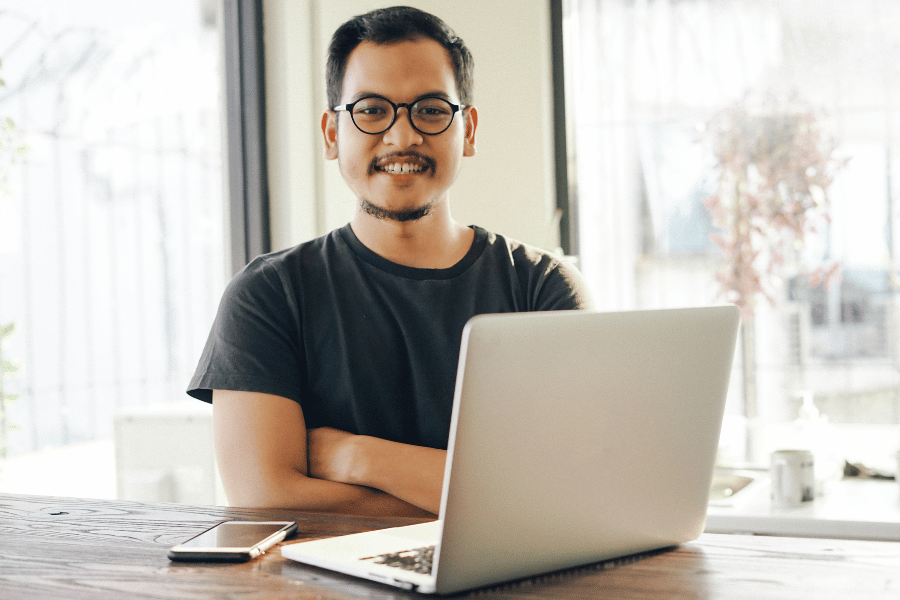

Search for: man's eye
xmin=354 ymin=102 xmax=390 ymax=118
xmin=414 ymin=103 xmax=451 ymax=121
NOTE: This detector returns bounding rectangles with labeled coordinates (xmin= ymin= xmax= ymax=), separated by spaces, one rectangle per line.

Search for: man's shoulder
xmin=244 ymin=226 xmax=351 ymax=271
xmin=476 ymin=226 xmax=571 ymax=270
xmin=224 ymin=227 xmax=354 ymax=297
xmin=474 ymin=225 xmax=593 ymax=310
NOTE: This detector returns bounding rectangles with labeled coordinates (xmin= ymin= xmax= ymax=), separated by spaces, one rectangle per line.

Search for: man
xmin=188 ymin=6 xmax=592 ymax=517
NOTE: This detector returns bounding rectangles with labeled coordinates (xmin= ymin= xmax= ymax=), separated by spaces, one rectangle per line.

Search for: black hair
xmin=325 ymin=6 xmax=474 ymax=108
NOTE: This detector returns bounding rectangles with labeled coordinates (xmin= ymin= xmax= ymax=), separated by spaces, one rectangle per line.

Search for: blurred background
xmin=0 ymin=0 xmax=897 ymax=507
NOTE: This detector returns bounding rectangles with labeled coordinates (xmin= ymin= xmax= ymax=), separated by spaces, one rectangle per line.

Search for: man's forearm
xmin=352 ymin=436 xmax=447 ymax=515
xmin=225 ymin=462 xmax=433 ymax=518
xmin=307 ymin=427 xmax=446 ymax=515
xmin=212 ymin=391 xmax=434 ymax=518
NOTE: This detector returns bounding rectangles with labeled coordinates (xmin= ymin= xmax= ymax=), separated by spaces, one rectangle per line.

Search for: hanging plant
xmin=702 ymin=93 xmax=848 ymax=426
xmin=703 ymin=93 xmax=848 ymax=318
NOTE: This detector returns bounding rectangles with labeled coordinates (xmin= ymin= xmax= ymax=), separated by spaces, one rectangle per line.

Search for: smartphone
xmin=168 ymin=521 xmax=298 ymax=562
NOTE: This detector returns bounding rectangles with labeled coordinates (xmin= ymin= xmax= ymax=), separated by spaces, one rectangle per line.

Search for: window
xmin=0 ymin=0 xmax=227 ymax=500
xmin=563 ymin=0 xmax=900 ymax=472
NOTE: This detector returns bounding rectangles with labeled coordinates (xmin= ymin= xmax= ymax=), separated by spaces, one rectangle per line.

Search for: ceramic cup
xmin=771 ymin=449 xmax=815 ymax=507
xmin=896 ymin=452 xmax=900 ymax=494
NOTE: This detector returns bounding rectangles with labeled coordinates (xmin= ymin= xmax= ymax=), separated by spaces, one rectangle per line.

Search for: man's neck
xmin=350 ymin=205 xmax=474 ymax=269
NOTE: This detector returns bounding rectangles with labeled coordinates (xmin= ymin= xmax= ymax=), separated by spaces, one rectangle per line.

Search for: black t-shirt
xmin=187 ymin=224 xmax=592 ymax=449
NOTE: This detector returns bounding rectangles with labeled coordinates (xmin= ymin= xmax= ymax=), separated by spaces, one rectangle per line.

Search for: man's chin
xmin=359 ymin=198 xmax=435 ymax=222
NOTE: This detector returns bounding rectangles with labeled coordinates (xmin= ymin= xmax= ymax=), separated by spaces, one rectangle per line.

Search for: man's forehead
xmin=340 ymin=39 xmax=458 ymax=102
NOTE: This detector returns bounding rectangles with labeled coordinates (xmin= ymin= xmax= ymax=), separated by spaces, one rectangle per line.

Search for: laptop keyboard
xmin=362 ymin=545 xmax=435 ymax=575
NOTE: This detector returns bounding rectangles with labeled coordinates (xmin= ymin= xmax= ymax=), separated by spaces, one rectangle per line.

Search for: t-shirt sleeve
xmin=512 ymin=245 xmax=595 ymax=312
xmin=538 ymin=258 xmax=595 ymax=311
xmin=186 ymin=257 xmax=305 ymax=404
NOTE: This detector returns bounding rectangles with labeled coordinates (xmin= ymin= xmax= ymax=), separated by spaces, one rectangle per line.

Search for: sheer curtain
xmin=0 ymin=0 xmax=227 ymax=498
xmin=563 ymin=0 xmax=900 ymax=467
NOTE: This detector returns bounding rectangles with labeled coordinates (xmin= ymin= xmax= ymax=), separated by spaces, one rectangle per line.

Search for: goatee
xmin=359 ymin=198 xmax=436 ymax=222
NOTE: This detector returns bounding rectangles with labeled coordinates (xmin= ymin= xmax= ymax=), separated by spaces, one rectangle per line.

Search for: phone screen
xmin=179 ymin=522 xmax=294 ymax=549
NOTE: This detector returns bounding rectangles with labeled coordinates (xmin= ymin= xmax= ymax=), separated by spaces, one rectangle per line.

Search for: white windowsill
xmin=706 ymin=474 xmax=900 ymax=541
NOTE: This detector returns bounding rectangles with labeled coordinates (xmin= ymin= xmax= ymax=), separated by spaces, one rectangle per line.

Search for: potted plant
xmin=703 ymin=92 xmax=848 ymax=427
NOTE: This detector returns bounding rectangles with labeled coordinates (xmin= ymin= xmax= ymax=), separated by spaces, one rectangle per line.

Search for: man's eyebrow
xmin=346 ymin=91 xmax=383 ymax=103
xmin=346 ymin=90 xmax=456 ymax=103
xmin=415 ymin=91 xmax=454 ymax=101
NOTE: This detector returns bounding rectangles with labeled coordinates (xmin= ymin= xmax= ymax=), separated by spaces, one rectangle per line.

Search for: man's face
xmin=322 ymin=39 xmax=476 ymax=222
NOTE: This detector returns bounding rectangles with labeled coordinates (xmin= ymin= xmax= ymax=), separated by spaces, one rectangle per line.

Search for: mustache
xmin=368 ymin=151 xmax=436 ymax=174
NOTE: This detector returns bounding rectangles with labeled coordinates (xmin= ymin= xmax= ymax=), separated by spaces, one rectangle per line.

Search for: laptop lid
xmin=431 ymin=306 xmax=739 ymax=593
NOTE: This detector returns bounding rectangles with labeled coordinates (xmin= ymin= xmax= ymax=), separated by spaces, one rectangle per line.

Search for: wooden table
xmin=2 ymin=493 xmax=900 ymax=599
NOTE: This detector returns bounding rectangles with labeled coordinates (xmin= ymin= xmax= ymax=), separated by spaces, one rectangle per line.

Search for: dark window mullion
xmin=224 ymin=0 xmax=270 ymax=275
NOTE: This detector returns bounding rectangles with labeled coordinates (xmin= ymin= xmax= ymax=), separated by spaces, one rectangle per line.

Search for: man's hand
xmin=306 ymin=426 xmax=447 ymax=516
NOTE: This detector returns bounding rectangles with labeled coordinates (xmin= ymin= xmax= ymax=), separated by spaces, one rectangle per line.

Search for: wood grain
xmin=1 ymin=493 xmax=899 ymax=599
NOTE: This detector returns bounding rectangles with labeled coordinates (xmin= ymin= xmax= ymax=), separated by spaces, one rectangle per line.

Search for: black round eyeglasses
xmin=333 ymin=95 xmax=466 ymax=136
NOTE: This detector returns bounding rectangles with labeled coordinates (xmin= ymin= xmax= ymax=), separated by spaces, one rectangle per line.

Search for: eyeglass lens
xmin=350 ymin=97 xmax=457 ymax=135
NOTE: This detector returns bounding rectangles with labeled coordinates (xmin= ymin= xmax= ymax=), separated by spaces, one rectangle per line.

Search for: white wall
xmin=262 ymin=0 xmax=561 ymax=252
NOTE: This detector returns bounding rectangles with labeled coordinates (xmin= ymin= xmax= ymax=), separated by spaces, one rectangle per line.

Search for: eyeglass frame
xmin=332 ymin=94 xmax=468 ymax=136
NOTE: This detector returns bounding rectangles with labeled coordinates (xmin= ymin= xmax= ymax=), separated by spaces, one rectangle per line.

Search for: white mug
xmin=896 ymin=452 xmax=900 ymax=494
xmin=771 ymin=449 xmax=815 ymax=507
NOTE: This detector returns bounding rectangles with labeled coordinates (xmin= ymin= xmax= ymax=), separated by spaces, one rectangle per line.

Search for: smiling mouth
xmin=379 ymin=162 xmax=425 ymax=175
xmin=371 ymin=153 xmax=434 ymax=176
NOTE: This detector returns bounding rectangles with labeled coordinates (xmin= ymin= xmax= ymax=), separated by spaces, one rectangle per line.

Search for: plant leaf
xmin=1 ymin=360 xmax=20 ymax=374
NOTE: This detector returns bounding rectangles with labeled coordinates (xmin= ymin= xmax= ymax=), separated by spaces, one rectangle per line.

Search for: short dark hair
xmin=326 ymin=6 xmax=474 ymax=108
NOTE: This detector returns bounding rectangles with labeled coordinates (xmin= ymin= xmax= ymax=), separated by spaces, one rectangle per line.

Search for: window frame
xmin=550 ymin=0 xmax=575 ymax=257
xmin=223 ymin=0 xmax=271 ymax=275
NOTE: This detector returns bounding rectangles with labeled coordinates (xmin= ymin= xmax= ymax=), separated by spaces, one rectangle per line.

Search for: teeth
xmin=381 ymin=162 xmax=425 ymax=174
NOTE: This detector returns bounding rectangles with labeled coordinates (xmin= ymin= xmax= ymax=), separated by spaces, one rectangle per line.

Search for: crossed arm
xmin=212 ymin=390 xmax=446 ymax=517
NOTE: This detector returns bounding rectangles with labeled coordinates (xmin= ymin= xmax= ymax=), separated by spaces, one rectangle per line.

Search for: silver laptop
xmin=281 ymin=306 xmax=740 ymax=594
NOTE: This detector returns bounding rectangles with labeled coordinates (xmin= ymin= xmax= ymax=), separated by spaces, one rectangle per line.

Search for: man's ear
xmin=322 ymin=111 xmax=338 ymax=160
xmin=463 ymin=106 xmax=478 ymax=157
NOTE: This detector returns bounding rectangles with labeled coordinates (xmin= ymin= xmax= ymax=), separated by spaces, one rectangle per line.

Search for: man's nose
xmin=381 ymin=107 xmax=423 ymax=147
